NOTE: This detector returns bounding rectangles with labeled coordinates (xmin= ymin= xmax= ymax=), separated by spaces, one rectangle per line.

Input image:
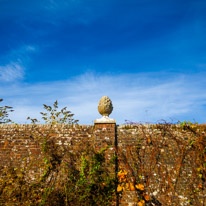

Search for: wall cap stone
xmin=94 ymin=116 xmax=116 ymax=123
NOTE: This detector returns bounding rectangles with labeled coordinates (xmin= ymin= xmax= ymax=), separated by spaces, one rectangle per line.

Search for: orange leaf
xmin=137 ymin=200 xmax=145 ymax=206
xmin=126 ymin=183 xmax=135 ymax=191
xmin=135 ymin=184 xmax=144 ymax=191
xmin=3 ymin=141 xmax=9 ymax=149
xmin=144 ymin=194 xmax=150 ymax=201
xmin=198 ymin=184 xmax=203 ymax=189
xmin=126 ymin=183 xmax=130 ymax=190
xmin=117 ymin=185 xmax=123 ymax=192
xmin=130 ymin=183 xmax=136 ymax=191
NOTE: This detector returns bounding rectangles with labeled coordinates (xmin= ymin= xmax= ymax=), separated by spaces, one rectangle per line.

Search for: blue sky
xmin=0 ymin=0 xmax=206 ymax=124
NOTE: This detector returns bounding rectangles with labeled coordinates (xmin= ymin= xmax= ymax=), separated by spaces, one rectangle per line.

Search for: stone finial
xmin=98 ymin=96 xmax=113 ymax=117
xmin=94 ymin=96 xmax=116 ymax=123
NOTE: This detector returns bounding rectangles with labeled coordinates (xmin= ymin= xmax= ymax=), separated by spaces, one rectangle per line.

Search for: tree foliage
xmin=0 ymin=99 xmax=14 ymax=124
xmin=27 ymin=100 xmax=79 ymax=124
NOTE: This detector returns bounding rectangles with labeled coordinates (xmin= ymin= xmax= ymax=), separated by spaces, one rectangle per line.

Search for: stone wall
xmin=0 ymin=124 xmax=92 ymax=167
xmin=0 ymin=123 xmax=206 ymax=205
xmin=117 ymin=124 xmax=206 ymax=205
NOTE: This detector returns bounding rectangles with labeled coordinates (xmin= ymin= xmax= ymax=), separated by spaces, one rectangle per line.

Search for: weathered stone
xmin=95 ymin=96 xmax=116 ymax=123
xmin=98 ymin=96 xmax=113 ymax=117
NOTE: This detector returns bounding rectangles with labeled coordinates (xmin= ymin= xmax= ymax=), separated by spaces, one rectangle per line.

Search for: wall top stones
xmin=1 ymin=123 xmax=206 ymax=129
xmin=0 ymin=124 xmax=93 ymax=129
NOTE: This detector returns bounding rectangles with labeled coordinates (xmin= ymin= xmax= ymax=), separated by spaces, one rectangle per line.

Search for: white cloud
xmin=2 ymin=72 xmax=206 ymax=125
xmin=25 ymin=45 xmax=37 ymax=52
xmin=9 ymin=44 xmax=38 ymax=60
xmin=0 ymin=44 xmax=38 ymax=83
xmin=0 ymin=62 xmax=24 ymax=82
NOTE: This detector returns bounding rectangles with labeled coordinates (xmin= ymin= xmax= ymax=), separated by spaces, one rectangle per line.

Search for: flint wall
xmin=0 ymin=123 xmax=206 ymax=205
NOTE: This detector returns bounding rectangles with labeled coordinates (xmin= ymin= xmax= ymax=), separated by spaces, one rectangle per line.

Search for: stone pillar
xmin=94 ymin=96 xmax=118 ymax=205
xmin=94 ymin=96 xmax=116 ymax=148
